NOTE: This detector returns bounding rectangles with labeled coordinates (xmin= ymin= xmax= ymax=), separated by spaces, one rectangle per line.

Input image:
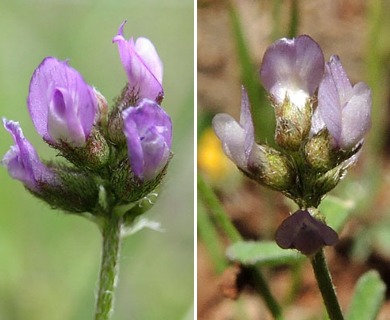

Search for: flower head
xmin=260 ymin=35 xmax=324 ymax=109
xmin=113 ymin=20 xmax=163 ymax=103
xmin=2 ymin=119 xmax=55 ymax=191
xmin=28 ymin=57 xmax=98 ymax=147
xmin=122 ymin=99 xmax=172 ymax=181
xmin=316 ymin=55 xmax=371 ymax=150
xmin=212 ymin=88 xmax=255 ymax=171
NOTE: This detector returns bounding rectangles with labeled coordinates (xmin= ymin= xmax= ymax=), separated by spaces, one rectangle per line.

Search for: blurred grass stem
xmin=226 ymin=0 xmax=275 ymax=144
xmin=198 ymin=173 xmax=284 ymax=319
xmin=198 ymin=208 xmax=229 ymax=273
xmin=197 ymin=173 xmax=242 ymax=242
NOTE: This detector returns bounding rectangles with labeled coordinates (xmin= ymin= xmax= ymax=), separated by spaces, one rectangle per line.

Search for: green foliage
xmin=226 ymin=240 xmax=304 ymax=266
xmin=352 ymin=218 xmax=390 ymax=262
xmin=346 ymin=271 xmax=386 ymax=320
xmin=319 ymin=196 xmax=355 ymax=232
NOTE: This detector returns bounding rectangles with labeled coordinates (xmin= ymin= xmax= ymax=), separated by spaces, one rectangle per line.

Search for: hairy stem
xmin=94 ymin=214 xmax=122 ymax=320
xmin=311 ymin=249 xmax=344 ymax=320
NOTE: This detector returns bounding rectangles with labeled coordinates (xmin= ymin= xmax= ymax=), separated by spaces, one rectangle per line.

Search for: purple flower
xmin=113 ymin=20 xmax=163 ymax=102
xmin=260 ymin=35 xmax=324 ymax=109
xmin=2 ymin=119 xmax=55 ymax=191
xmin=122 ymin=99 xmax=172 ymax=181
xmin=316 ymin=55 xmax=371 ymax=149
xmin=212 ymin=88 xmax=255 ymax=171
xmin=275 ymin=210 xmax=338 ymax=255
xmin=28 ymin=57 xmax=98 ymax=148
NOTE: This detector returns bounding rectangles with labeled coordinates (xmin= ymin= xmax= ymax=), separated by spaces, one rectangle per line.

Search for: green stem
xmin=271 ymin=0 xmax=283 ymax=40
xmin=311 ymin=250 xmax=344 ymax=320
xmin=249 ymin=267 xmax=284 ymax=320
xmin=287 ymin=0 xmax=299 ymax=39
xmin=197 ymin=173 xmax=242 ymax=242
xmin=94 ymin=214 xmax=122 ymax=320
xmin=197 ymin=209 xmax=229 ymax=273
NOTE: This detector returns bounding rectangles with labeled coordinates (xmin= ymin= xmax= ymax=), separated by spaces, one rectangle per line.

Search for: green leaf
xmin=226 ymin=240 xmax=304 ymax=266
xmin=346 ymin=270 xmax=385 ymax=320
xmin=371 ymin=220 xmax=390 ymax=258
xmin=319 ymin=196 xmax=355 ymax=232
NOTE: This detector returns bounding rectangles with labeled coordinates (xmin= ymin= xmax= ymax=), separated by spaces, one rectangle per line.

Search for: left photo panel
xmin=0 ymin=1 xmax=194 ymax=319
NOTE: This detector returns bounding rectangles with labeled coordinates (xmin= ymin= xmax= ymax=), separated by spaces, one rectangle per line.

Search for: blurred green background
xmin=0 ymin=1 xmax=194 ymax=319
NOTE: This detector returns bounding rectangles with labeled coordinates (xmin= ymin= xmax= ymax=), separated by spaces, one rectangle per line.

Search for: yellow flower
xmin=198 ymin=128 xmax=233 ymax=182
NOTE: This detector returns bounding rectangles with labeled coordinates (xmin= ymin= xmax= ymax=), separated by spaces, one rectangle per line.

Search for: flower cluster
xmin=213 ymin=35 xmax=371 ymax=255
xmin=2 ymin=21 xmax=172 ymax=220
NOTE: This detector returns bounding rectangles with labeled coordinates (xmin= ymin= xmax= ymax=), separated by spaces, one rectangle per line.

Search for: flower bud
xmin=107 ymin=104 xmax=127 ymax=146
xmin=317 ymin=55 xmax=371 ymax=150
xmin=122 ymin=99 xmax=172 ymax=182
xmin=212 ymin=87 xmax=255 ymax=172
xmin=313 ymin=161 xmax=350 ymax=198
xmin=260 ymin=35 xmax=324 ymax=151
xmin=113 ymin=20 xmax=164 ymax=104
xmin=246 ymin=145 xmax=295 ymax=192
xmin=304 ymin=129 xmax=333 ymax=171
xmin=274 ymin=96 xmax=312 ymax=150
xmin=60 ymin=128 xmax=110 ymax=170
xmin=94 ymin=88 xmax=108 ymax=127
xmin=110 ymin=158 xmax=167 ymax=204
xmin=260 ymin=35 xmax=324 ymax=108
xmin=2 ymin=119 xmax=99 ymax=213
xmin=2 ymin=119 xmax=56 ymax=192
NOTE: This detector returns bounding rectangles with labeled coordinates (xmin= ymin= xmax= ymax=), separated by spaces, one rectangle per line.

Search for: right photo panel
xmin=198 ymin=1 xmax=390 ymax=319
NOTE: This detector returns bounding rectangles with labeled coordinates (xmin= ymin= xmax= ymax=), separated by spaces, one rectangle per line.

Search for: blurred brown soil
xmin=197 ymin=0 xmax=390 ymax=319
xmin=198 ymin=180 xmax=390 ymax=320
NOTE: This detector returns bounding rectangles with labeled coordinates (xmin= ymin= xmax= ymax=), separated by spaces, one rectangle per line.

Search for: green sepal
xmin=110 ymin=158 xmax=169 ymax=204
xmin=245 ymin=145 xmax=296 ymax=193
xmin=274 ymin=96 xmax=312 ymax=151
xmin=304 ymin=129 xmax=333 ymax=172
xmin=107 ymin=83 xmax=139 ymax=146
xmin=29 ymin=162 xmax=100 ymax=214
xmin=53 ymin=128 xmax=110 ymax=170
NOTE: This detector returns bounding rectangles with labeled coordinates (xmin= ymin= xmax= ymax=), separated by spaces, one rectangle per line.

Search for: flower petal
xmin=275 ymin=210 xmax=338 ymax=255
xmin=2 ymin=119 xmax=53 ymax=190
xmin=212 ymin=88 xmax=255 ymax=171
xmin=240 ymin=88 xmax=255 ymax=161
xmin=326 ymin=55 xmax=353 ymax=106
xmin=212 ymin=113 xmax=248 ymax=170
xmin=113 ymin=21 xmax=163 ymax=102
xmin=28 ymin=57 xmax=98 ymax=147
xmin=318 ymin=62 xmax=343 ymax=142
xmin=123 ymin=99 xmax=172 ymax=181
xmin=260 ymin=35 xmax=324 ymax=106
xmin=340 ymin=82 xmax=372 ymax=148
xmin=318 ymin=56 xmax=371 ymax=149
